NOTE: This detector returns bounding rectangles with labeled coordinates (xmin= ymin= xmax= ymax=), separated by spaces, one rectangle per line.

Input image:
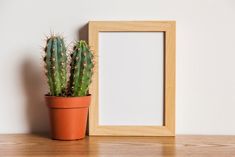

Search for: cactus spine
xmin=44 ymin=36 xmax=67 ymax=96
xmin=69 ymin=40 xmax=94 ymax=96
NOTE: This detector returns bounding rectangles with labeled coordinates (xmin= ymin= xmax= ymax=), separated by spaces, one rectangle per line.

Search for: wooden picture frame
xmin=88 ymin=21 xmax=176 ymax=136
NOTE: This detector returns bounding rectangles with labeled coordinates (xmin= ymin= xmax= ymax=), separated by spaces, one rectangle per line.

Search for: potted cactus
xmin=43 ymin=35 xmax=94 ymax=140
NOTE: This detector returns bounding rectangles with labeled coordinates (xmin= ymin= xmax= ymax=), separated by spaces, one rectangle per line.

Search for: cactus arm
xmin=69 ymin=40 xmax=94 ymax=97
xmin=57 ymin=38 xmax=67 ymax=95
xmin=44 ymin=38 xmax=54 ymax=95
xmin=51 ymin=38 xmax=62 ymax=96
xmin=44 ymin=36 xmax=67 ymax=96
xmin=69 ymin=46 xmax=82 ymax=96
xmin=78 ymin=45 xmax=89 ymax=96
xmin=73 ymin=49 xmax=82 ymax=96
xmin=69 ymin=51 xmax=75 ymax=96
xmin=80 ymin=52 xmax=94 ymax=95
xmin=78 ymin=41 xmax=94 ymax=96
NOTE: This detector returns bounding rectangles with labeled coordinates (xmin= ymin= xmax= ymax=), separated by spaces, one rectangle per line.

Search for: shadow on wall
xmin=78 ymin=23 xmax=88 ymax=41
xmin=21 ymin=56 xmax=50 ymax=135
xmin=19 ymin=25 xmax=88 ymax=135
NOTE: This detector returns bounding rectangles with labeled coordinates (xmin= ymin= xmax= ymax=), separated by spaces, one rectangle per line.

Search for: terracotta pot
xmin=45 ymin=95 xmax=91 ymax=140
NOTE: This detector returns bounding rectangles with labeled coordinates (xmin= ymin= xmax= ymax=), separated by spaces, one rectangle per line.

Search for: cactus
xmin=42 ymin=34 xmax=94 ymax=97
xmin=69 ymin=40 xmax=94 ymax=96
xmin=43 ymin=35 xmax=67 ymax=96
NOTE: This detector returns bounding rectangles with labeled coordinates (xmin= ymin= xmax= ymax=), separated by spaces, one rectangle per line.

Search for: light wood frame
xmin=88 ymin=21 xmax=176 ymax=136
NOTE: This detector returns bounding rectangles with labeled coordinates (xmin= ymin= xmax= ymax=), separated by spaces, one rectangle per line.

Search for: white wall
xmin=0 ymin=0 xmax=235 ymax=134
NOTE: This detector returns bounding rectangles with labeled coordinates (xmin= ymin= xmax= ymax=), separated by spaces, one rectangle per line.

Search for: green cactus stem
xmin=43 ymin=35 xmax=67 ymax=96
xmin=69 ymin=40 xmax=94 ymax=96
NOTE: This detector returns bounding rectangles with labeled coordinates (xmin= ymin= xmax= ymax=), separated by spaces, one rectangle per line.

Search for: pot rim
xmin=45 ymin=94 xmax=91 ymax=98
xmin=45 ymin=94 xmax=91 ymax=109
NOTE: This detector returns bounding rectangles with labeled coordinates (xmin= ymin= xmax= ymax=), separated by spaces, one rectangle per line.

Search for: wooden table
xmin=0 ymin=134 xmax=234 ymax=157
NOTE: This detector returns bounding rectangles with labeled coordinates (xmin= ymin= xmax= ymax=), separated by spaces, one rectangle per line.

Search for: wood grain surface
xmin=0 ymin=134 xmax=235 ymax=157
